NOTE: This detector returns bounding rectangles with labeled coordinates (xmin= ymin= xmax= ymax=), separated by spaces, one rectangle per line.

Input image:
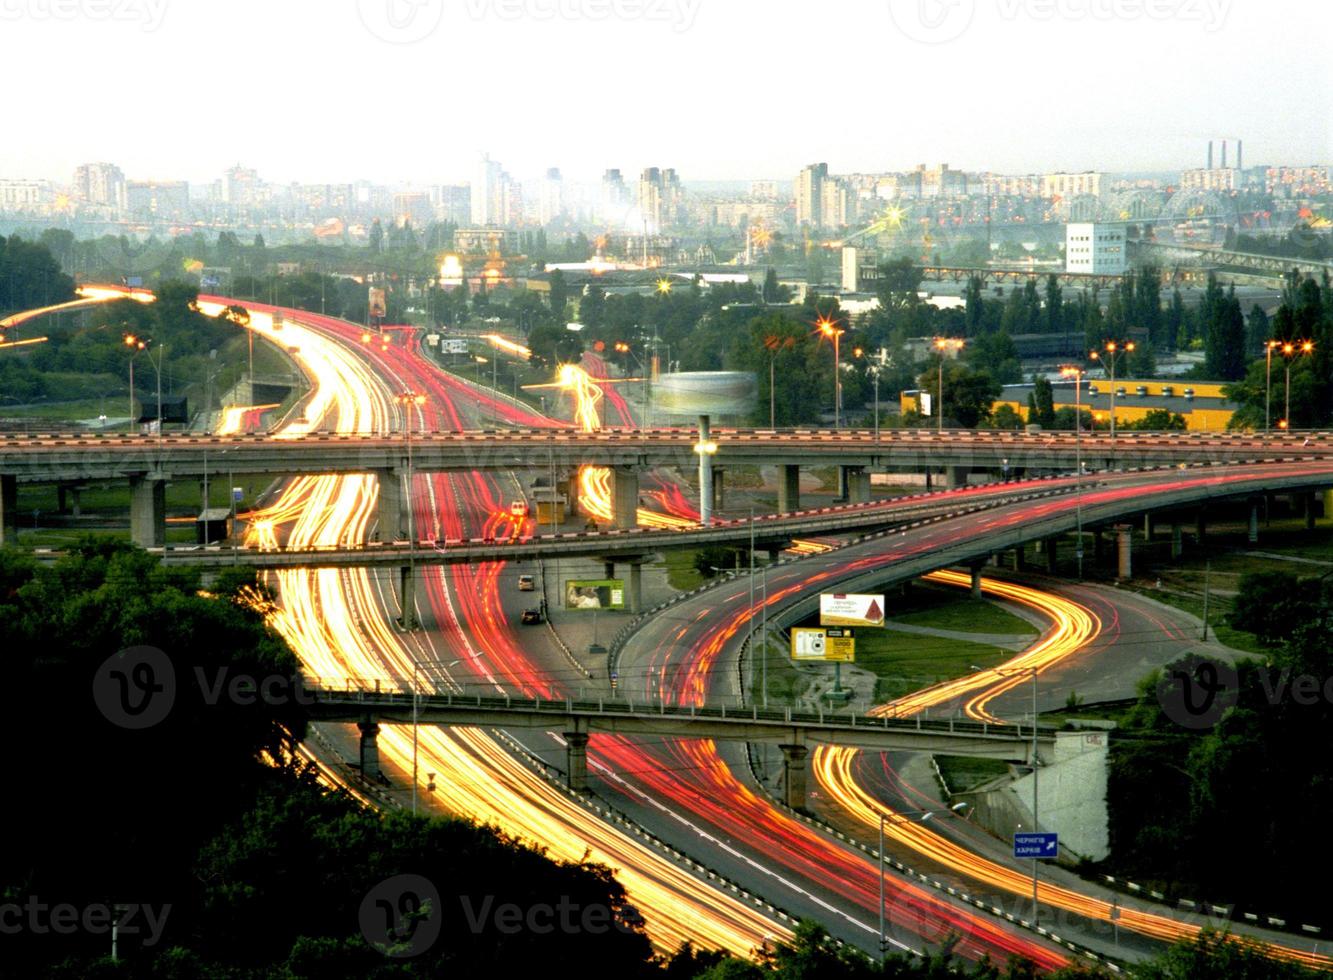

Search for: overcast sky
xmin=3 ymin=0 xmax=1328 ymax=186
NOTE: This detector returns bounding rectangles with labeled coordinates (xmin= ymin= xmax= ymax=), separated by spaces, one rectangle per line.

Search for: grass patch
xmin=892 ymin=583 xmax=1037 ymax=636
xmin=664 ymin=550 xmax=706 ymax=591
xmin=751 ymin=639 xmax=810 ymax=706
xmin=936 ymin=756 xmax=1010 ymax=794
xmin=855 ymin=630 xmax=1012 ymax=703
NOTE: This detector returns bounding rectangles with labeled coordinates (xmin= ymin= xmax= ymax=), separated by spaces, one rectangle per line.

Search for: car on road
xmin=517 ymin=574 xmax=535 ymax=591
xmin=520 ymin=607 xmax=543 ymax=625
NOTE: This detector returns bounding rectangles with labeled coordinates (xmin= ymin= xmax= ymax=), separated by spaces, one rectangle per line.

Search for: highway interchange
xmin=10 ymin=285 xmax=1333 ymax=972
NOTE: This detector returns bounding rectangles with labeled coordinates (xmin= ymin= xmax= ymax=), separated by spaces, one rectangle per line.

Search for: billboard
xmin=791 ymin=627 xmax=855 ymax=662
xmin=819 ymin=593 xmax=885 ymax=628
xmin=440 ymin=338 xmax=469 ymax=355
xmin=564 ymin=580 xmax=625 ymax=611
xmin=368 ymin=287 xmax=388 ymax=319
xmin=652 ymin=371 xmax=757 ymax=419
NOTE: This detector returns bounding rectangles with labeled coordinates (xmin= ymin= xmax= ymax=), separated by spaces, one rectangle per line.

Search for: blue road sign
xmin=1013 ymin=832 xmax=1059 ymax=859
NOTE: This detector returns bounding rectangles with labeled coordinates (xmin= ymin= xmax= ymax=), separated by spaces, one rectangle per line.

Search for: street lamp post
xmin=123 ymin=334 xmax=148 ymax=432
xmin=932 ymin=338 xmax=965 ymax=434
xmin=1278 ymin=340 xmax=1315 ymax=431
xmin=1060 ymin=365 xmax=1086 ymax=579
xmin=1264 ymin=339 xmax=1280 ymax=437
xmin=816 ymin=317 xmax=845 ymax=428
xmin=396 ymin=390 xmax=427 ymax=629
xmin=1089 ymin=340 xmax=1135 ymax=447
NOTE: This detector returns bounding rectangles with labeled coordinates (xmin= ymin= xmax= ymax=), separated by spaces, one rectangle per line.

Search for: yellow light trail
xmin=201 ymin=303 xmax=788 ymax=956
xmin=482 ymin=333 xmax=532 ymax=360
xmin=811 ymin=572 xmax=1333 ymax=969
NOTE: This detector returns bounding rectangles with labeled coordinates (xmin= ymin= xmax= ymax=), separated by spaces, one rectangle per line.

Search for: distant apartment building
xmin=1041 ymin=171 xmax=1106 ymax=200
xmin=599 ymin=169 xmax=629 ymax=223
xmin=455 ymin=226 xmax=521 ymax=255
xmin=795 ymin=162 xmax=828 ymax=226
xmin=980 ymin=173 xmax=1040 ymax=197
xmin=705 ymin=200 xmax=783 ymax=228
xmin=73 ymin=162 xmax=126 ymax=212
xmin=430 ymin=184 xmax=471 ymax=224
xmin=637 ymin=167 xmax=681 ymax=231
xmin=222 ymin=164 xmax=264 ymax=209
xmin=749 ymin=180 xmax=779 ymax=200
xmin=126 ymin=180 xmax=189 ymax=220
xmin=393 ymin=191 xmax=432 ymax=228
xmin=915 ymin=163 xmax=968 ymax=198
xmin=471 ymin=154 xmax=504 ymax=225
xmin=1264 ymin=165 xmax=1332 ymax=197
xmin=0 ymin=180 xmax=50 ymax=212
xmin=1065 ymin=222 xmax=1126 ymax=275
xmin=539 ymin=168 xmax=565 ymax=226
xmin=819 ymin=177 xmax=854 ymax=228
xmin=841 ymin=246 xmax=881 ymax=292
xmin=1180 ymin=167 xmax=1238 ymax=192
xmin=292 ymin=183 xmax=356 ymax=216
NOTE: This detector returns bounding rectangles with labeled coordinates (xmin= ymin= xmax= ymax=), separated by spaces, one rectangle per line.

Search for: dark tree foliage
xmin=0 ymin=234 xmax=76 ymax=313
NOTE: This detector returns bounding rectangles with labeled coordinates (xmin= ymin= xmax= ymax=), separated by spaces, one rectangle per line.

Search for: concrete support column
xmin=1143 ymin=513 xmax=1154 ymax=540
xmin=0 ymin=474 xmax=17 ymax=545
xmin=711 ymin=467 xmax=725 ymax=512
xmin=947 ymin=466 xmax=969 ymax=489
xmin=377 ymin=469 xmax=404 ymax=540
xmin=843 ymin=467 xmax=871 ymax=504
xmin=780 ymin=742 xmax=809 ymax=811
xmin=970 ymin=562 xmax=984 ymax=598
xmin=603 ymin=562 xmax=616 ymax=581
xmin=611 ymin=466 xmax=639 ymax=530
xmin=1093 ymin=529 xmax=1106 ymax=563
xmin=1171 ymin=523 xmax=1183 ymax=560
xmin=627 ymin=562 xmax=643 ymax=615
xmin=565 ymin=731 xmax=590 ymax=793
xmin=357 ymin=719 xmax=381 ymax=780
xmin=399 ymin=565 xmax=417 ymax=630
xmin=68 ymin=488 xmax=81 ymax=518
xmin=1196 ymin=509 xmax=1206 ymax=545
xmin=777 ymin=464 xmax=800 ymax=514
xmin=129 ymin=475 xmax=166 ymax=548
xmin=1046 ymin=538 xmax=1059 ymax=574
xmin=1012 ymin=546 xmax=1026 ymax=571
xmin=697 ymin=414 xmax=714 ymax=527
xmin=57 ymin=485 xmax=68 ymax=513
xmin=1116 ymin=525 xmax=1133 ymax=581
xmin=1247 ymin=498 xmax=1261 ymax=545
xmin=565 ymin=473 xmax=581 ymax=518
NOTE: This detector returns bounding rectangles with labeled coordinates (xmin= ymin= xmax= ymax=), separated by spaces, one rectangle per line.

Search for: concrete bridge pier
xmin=357 ymin=719 xmax=382 ymax=780
xmin=1045 ymin=538 xmax=1059 ymax=574
xmin=1116 ymin=525 xmax=1133 ymax=581
xmin=947 ymin=466 xmax=969 ymax=489
xmin=398 ymin=566 xmax=418 ymax=630
xmin=842 ymin=466 xmax=871 ymax=504
xmin=1093 ymin=528 xmax=1106 ymax=563
xmin=129 ymin=475 xmax=166 ymax=548
xmin=1305 ymin=494 xmax=1319 ymax=530
xmin=1248 ymin=498 xmax=1261 ymax=545
xmin=58 ymin=484 xmax=82 ymax=517
xmin=376 ymin=469 xmax=404 ymax=540
xmin=780 ymin=742 xmax=809 ymax=811
xmin=1171 ymin=523 xmax=1183 ymax=560
xmin=697 ymin=414 xmax=714 ymax=526
xmin=1143 ymin=513 xmax=1154 ymax=541
xmin=969 ymin=560 xmax=985 ymax=597
xmin=777 ymin=464 xmax=800 ymax=514
xmin=612 ymin=466 xmax=639 ymax=530
xmin=565 ymin=731 xmax=590 ymax=793
xmin=1 ymin=474 xmax=16 ymax=545
xmin=711 ymin=467 xmax=725 ymax=512
xmin=1195 ymin=509 xmax=1207 ymax=545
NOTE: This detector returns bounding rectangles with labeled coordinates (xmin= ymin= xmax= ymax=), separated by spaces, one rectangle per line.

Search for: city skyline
xmin=0 ymin=0 xmax=1327 ymax=184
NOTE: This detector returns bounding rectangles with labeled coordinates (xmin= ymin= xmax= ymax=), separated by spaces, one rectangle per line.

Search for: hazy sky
xmin=3 ymin=0 xmax=1328 ymax=185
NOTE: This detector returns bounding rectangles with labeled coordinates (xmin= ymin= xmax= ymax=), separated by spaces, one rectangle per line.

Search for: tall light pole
xmin=1264 ymin=339 xmax=1280 ymax=437
xmin=816 ymin=316 xmax=845 ymax=428
xmin=396 ymin=390 xmax=427 ymax=630
xmin=1089 ymin=340 xmax=1135 ymax=446
xmin=1279 ymin=340 xmax=1315 ymax=431
xmin=123 ymin=334 xmax=147 ymax=432
xmin=1060 ymin=365 xmax=1086 ymax=579
xmin=933 ymin=338 xmax=965 ymax=434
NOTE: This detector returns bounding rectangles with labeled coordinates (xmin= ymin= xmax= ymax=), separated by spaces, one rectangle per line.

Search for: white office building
xmin=1065 ymin=223 xmax=1127 ymax=275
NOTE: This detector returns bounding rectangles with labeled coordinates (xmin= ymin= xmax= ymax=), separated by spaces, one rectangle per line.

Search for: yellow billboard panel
xmin=790 ymin=627 xmax=855 ymax=663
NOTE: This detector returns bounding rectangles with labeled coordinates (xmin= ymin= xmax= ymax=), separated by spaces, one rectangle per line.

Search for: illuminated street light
xmin=123 ymin=333 xmax=149 ymax=432
xmin=932 ymin=337 xmax=965 ymax=434
xmin=1088 ymin=340 xmax=1135 ymax=446
xmin=656 ymin=278 xmax=673 ymax=295
xmin=816 ymin=316 xmax=846 ymax=428
xmin=1278 ymin=340 xmax=1315 ymax=432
